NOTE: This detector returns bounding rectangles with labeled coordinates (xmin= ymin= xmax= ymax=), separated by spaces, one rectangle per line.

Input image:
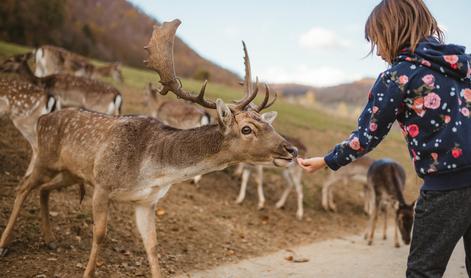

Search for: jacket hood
xmin=396 ymin=37 xmax=471 ymax=82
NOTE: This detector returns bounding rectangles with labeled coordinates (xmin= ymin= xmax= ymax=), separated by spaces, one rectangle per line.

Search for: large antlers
xmin=144 ymin=19 xmax=276 ymax=112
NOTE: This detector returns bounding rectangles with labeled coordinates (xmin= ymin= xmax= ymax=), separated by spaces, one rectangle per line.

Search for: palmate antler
xmin=144 ymin=19 xmax=276 ymax=112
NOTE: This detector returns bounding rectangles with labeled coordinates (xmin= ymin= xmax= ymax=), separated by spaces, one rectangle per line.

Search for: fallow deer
xmin=364 ymin=159 xmax=415 ymax=248
xmin=234 ymin=136 xmax=307 ymax=220
xmin=321 ymin=156 xmax=375 ymax=213
xmin=147 ymin=82 xmax=212 ymax=184
xmin=0 ymin=77 xmax=56 ymax=176
xmin=34 ymin=45 xmax=124 ymax=83
xmin=0 ymin=19 xmax=298 ymax=278
xmin=0 ymin=53 xmax=123 ymax=115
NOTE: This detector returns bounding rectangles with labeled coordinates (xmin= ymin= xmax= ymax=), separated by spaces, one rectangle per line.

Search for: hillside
xmin=0 ymin=0 xmax=240 ymax=85
xmin=274 ymin=78 xmax=376 ymax=108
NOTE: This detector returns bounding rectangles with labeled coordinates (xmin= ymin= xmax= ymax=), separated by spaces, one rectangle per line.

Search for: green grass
xmin=0 ymin=40 xmax=418 ymax=199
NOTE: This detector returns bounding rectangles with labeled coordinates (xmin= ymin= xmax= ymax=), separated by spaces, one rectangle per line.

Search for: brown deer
xmin=364 ymin=159 xmax=415 ymax=248
xmin=146 ymin=82 xmax=212 ymax=184
xmin=0 ymin=77 xmax=56 ymax=176
xmin=234 ymin=136 xmax=307 ymax=220
xmin=321 ymin=156 xmax=375 ymax=213
xmin=0 ymin=53 xmax=122 ymax=115
xmin=34 ymin=45 xmax=124 ymax=83
xmin=0 ymin=19 xmax=298 ymax=278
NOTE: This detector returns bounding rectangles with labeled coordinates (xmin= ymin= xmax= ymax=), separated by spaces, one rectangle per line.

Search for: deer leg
xmin=0 ymin=171 xmax=44 ymax=255
xmin=321 ymin=178 xmax=336 ymax=211
xmin=394 ymin=217 xmax=400 ymax=248
xmin=235 ymin=168 xmax=251 ymax=204
xmin=383 ymin=204 xmax=388 ymax=240
xmin=39 ymin=173 xmax=76 ymax=249
xmin=292 ymin=168 xmax=304 ymax=220
xmin=366 ymin=202 xmax=379 ymax=245
xmin=135 ymin=204 xmax=161 ymax=278
xmin=83 ymin=187 xmax=109 ymax=278
xmin=276 ymin=170 xmax=294 ymax=209
xmin=233 ymin=163 xmax=245 ymax=177
xmin=255 ymin=166 xmax=265 ymax=210
xmin=328 ymin=180 xmax=339 ymax=212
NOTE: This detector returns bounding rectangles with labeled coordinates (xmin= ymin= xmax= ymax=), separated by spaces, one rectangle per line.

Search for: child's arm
xmin=299 ymin=73 xmax=406 ymax=173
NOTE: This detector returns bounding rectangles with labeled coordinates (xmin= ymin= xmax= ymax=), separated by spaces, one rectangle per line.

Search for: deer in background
xmin=0 ymin=78 xmax=56 ymax=176
xmin=364 ymin=159 xmax=415 ymax=248
xmin=34 ymin=45 xmax=124 ymax=83
xmin=321 ymin=156 xmax=375 ymax=214
xmin=234 ymin=136 xmax=307 ymax=220
xmin=0 ymin=53 xmax=122 ymax=115
xmin=0 ymin=19 xmax=298 ymax=278
xmin=147 ymin=82 xmax=212 ymax=184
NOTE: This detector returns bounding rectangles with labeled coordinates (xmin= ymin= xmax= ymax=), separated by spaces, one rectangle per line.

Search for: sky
xmin=128 ymin=0 xmax=471 ymax=87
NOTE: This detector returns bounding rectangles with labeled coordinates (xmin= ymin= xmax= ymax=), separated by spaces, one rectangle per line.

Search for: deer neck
xmin=19 ymin=63 xmax=41 ymax=86
xmin=146 ymin=124 xmax=237 ymax=180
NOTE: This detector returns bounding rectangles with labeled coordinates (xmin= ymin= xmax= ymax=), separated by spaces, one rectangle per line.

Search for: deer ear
xmin=261 ymin=111 xmax=277 ymax=124
xmin=216 ymin=99 xmax=233 ymax=132
xmin=394 ymin=202 xmax=400 ymax=210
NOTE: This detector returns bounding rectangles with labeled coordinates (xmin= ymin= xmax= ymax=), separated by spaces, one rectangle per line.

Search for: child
xmin=298 ymin=0 xmax=471 ymax=277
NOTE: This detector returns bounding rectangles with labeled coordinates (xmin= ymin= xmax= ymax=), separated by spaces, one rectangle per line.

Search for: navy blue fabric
xmin=324 ymin=37 xmax=471 ymax=191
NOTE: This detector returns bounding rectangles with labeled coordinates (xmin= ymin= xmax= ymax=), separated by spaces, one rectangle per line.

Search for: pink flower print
xmin=422 ymin=74 xmax=435 ymax=87
xmin=372 ymin=106 xmax=379 ymax=114
xmin=467 ymin=64 xmax=471 ymax=78
xmin=463 ymin=89 xmax=471 ymax=102
xmin=421 ymin=59 xmax=432 ymax=67
xmin=349 ymin=137 xmax=361 ymax=151
xmin=461 ymin=107 xmax=470 ymax=117
xmin=369 ymin=122 xmax=378 ymax=132
xmin=398 ymin=75 xmax=409 ymax=85
xmin=412 ymin=97 xmax=426 ymax=117
xmin=452 ymin=147 xmax=463 ymax=159
xmin=444 ymin=55 xmax=459 ymax=65
xmin=431 ymin=153 xmax=438 ymax=161
xmin=444 ymin=115 xmax=451 ymax=123
xmin=407 ymin=124 xmax=420 ymax=138
xmin=424 ymin=93 xmax=441 ymax=110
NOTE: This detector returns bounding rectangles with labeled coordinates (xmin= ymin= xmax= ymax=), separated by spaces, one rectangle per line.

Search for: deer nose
xmin=284 ymin=144 xmax=298 ymax=157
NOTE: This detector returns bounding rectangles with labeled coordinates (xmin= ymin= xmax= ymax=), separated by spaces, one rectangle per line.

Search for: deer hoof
xmin=275 ymin=202 xmax=284 ymax=209
xmin=383 ymin=235 xmax=387 ymax=240
xmin=257 ymin=203 xmax=265 ymax=210
xmin=235 ymin=198 xmax=243 ymax=205
xmin=0 ymin=247 xmax=8 ymax=257
xmin=296 ymin=212 xmax=303 ymax=221
xmin=394 ymin=243 xmax=400 ymax=248
xmin=367 ymin=240 xmax=373 ymax=246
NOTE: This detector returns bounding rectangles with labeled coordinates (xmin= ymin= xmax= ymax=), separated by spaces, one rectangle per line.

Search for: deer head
xmin=144 ymin=19 xmax=297 ymax=167
xmin=110 ymin=62 xmax=124 ymax=83
xmin=395 ymin=201 xmax=415 ymax=245
xmin=0 ymin=53 xmax=32 ymax=74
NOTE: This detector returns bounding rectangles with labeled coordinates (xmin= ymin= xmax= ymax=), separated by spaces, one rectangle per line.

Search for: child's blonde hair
xmin=365 ymin=0 xmax=444 ymax=64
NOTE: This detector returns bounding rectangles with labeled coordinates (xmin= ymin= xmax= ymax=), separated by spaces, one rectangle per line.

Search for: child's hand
xmin=297 ymin=157 xmax=326 ymax=173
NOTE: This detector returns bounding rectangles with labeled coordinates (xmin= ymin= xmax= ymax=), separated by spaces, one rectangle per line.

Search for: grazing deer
xmin=0 ymin=77 xmax=56 ymax=176
xmin=364 ymin=159 xmax=414 ymax=248
xmin=34 ymin=45 xmax=124 ymax=83
xmin=321 ymin=156 xmax=375 ymax=213
xmin=146 ymin=82 xmax=212 ymax=184
xmin=0 ymin=53 xmax=122 ymax=115
xmin=234 ymin=136 xmax=307 ymax=220
xmin=0 ymin=19 xmax=298 ymax=278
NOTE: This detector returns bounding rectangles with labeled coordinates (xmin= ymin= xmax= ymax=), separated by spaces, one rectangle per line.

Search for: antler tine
xmin=233 ymin=76 xmax=259 ymax=111
xmin=242 ymin=41 xmax=252 ymax=98
xmin=144 ymin=19 xmax=216 ymax=109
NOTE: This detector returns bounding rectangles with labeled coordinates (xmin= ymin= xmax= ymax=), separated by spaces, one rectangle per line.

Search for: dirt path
xmin=182 ymin=229 xmax=467 ymax=278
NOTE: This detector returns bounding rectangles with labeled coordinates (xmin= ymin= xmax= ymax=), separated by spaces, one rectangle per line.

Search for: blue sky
xmin=129 ymin=0 xmax=471 ymax=87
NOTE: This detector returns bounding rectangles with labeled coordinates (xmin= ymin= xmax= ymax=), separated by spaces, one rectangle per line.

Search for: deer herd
xmin=0 ymin=19 xmax=416 ymax=277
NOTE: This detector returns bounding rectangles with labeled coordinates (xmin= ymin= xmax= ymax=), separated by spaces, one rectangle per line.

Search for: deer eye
xmin=241 ymin=126 xmax=252 ymax=135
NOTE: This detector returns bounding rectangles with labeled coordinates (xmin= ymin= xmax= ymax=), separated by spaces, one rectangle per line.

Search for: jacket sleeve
xmin=324 ymin=72 xmax=406 ymax=170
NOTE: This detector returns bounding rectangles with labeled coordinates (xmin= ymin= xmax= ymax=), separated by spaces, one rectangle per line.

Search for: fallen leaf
xmin=156 ymin=208 xmax=166 ymax=216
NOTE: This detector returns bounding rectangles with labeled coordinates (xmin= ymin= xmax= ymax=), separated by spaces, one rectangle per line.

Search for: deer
xmin=0 ymin=19 xmax=298 ymax=278
xmin=146 ymin=82 xmax=212 ymax=184
xmin=0 ymin=53 xmax=123 ymax=115
xmin=0 ymin=77 xmax=56 ymax=176
xmin=364 ymin=159 xmax=415 ymax=248
xmin=34 ymin=45 xmax=124 ymax=83
xmin=321 ymin=156 xmax=375 ymax=214
xmin=234 ymin=136 xmax=307 ymax=220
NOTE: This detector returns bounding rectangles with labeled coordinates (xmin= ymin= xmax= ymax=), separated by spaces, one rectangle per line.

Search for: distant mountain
xmin=274 ymin=78 xmax=376 ymax=107
xmin=0 ymin=0 xmax=240 ymax=85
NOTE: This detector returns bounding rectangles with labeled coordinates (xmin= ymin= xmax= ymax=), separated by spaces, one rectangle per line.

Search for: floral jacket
xmin=324 ymin=37 xmax=471 ymax=190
